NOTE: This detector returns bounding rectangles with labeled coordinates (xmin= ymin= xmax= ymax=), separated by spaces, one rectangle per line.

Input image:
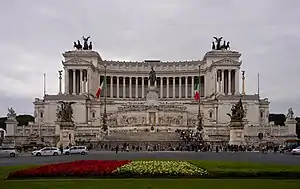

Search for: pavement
xmin=1 ymin=151 xmax=300 ymax=166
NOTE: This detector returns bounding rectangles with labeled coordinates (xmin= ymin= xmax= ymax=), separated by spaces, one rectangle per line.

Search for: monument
xmin=3 ymin=108 xmax=18 ymax=146
xmin=227 ymin=99 xmax=246 ymax=145
xmin=146 ymin=66 xmax=159 ymax=105
xmin=56 ymin=101 xmax=76 ymax=147
xmin=285 ymin=108 xmax=297 ymax=137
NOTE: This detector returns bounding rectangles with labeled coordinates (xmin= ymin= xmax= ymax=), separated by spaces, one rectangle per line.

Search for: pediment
xmin=212 ymin=58 xmax=241 ymax=66
xmin=62 ymin=58 xmax=91 ymax=65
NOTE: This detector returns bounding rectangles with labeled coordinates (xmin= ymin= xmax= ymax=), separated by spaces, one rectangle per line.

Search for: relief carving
xmin=158 ymin=115 xmax=184 ymax=126
xmin=118 ymin=115 xmax=147 ymax=126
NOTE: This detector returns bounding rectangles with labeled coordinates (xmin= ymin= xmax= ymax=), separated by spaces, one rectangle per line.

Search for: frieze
xmin=63 ymin=50 xmax=101 ymax=58
xmin=117 ymin=115 xmax=146 ymax=126
xmin=117 ymin=104 xmax=187 ymax=112
xmin=211 ymin=58 xmax=242 ymax=67
xmin=158 ymin=115 xmax=184 ymax=125
xmin=62 ymin=58 xmax=92 ymax=65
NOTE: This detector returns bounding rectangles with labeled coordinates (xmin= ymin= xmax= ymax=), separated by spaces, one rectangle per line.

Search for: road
xmin=1 ymin=151 xmax=300 ymax=166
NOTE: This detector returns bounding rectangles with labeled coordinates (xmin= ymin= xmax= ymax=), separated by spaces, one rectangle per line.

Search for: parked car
xmin=291 ymin=146 xmax=300 ymax=155
xmin=63 ymin=146 xmax=89 ymax=155
xmin=32 ymin=147 xmax=61 ymax=156
xmin=0 ymin=147 xmax=18 ymax=157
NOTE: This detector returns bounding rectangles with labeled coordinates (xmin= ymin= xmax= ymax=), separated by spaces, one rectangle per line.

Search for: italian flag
xmin=95 ymin=80 xmax=105 ymax=99
xmin=194 ymin=82 xmax=200 ymax=101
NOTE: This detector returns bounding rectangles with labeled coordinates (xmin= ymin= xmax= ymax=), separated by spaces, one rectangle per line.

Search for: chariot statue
xmin=212 ymin=36 xmax=230 ymax=50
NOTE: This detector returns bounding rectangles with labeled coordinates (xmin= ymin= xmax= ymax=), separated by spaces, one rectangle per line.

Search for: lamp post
xmin=102 ymin=64 xmax=108 ymax=133
xmin=197 ymin=65 xmax=204 ymax=142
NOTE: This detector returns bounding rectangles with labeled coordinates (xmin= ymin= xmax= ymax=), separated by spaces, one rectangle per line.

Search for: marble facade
xmin=3 ymin=47 xmax=298 ymax=146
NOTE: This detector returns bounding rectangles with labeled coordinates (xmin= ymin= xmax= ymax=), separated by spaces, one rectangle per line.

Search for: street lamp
xmin=197 ymin=65 xmax=204 ymax=142
xmin=102 ymin=64 xmax=108 ymax=133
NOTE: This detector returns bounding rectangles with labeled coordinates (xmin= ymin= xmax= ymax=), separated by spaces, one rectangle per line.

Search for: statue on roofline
xmin=73 ymin=36 xmax=93 ymax=50
xmin=212 ymin=36 xmax=230 ymax=50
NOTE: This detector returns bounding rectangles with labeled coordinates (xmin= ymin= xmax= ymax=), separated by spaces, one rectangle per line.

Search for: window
xmin=92 ymin=112 xmax=95 ymax=118
xmin=260 ymin=111 xmax=264 ymax=118
xmin=209 ymin=112 xmax=213 ymax=118
xmin=40 ymin=112 xmax=43 ymax=118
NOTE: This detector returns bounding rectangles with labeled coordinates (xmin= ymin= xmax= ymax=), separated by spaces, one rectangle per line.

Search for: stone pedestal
xmin=56 ymin=121 xmax=76 ymax=148
xmin=146 ymin=86 xmax=159 ymax=105
xmin=228 ymin=121 xmax=245 ymax=145
xmin=285 ymin=118 xmax=297 ymax=137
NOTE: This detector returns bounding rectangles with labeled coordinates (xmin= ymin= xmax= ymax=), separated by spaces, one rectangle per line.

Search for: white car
xmin=32 ymin=147 xmax=61 ymax=156
xmin=63 ymin=146 xmax=89 ymax=155
xmin=291 ymin=146 xmax=300 ymax=155
xmin=0 ymin=147 xmax=18 ymax=157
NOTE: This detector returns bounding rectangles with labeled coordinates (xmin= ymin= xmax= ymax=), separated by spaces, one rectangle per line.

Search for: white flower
xmin=116 ymin=160 xmax=208 ymax=176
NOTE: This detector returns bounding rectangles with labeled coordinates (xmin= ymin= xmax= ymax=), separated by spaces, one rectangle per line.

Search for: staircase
xmin=104 ymin=132 xmax=181 ymax=141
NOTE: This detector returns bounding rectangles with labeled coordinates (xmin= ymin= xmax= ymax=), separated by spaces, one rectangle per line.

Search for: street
xmin=1 ymin=151 xmax=300 ymax=166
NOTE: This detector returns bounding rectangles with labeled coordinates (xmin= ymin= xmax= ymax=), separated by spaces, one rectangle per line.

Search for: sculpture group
xmin=73 ymin=36 xmax=93 ymax=50
xmin=212 ymin=37 xmax=230 ymax=50
xmin=56 ymin=101 xmax=76 ymax=122
xmin=227 ymin=99 xmax=245 ymax=122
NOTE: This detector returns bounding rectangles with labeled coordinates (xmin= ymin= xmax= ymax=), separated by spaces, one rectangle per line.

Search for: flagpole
xmin=43 ymin=73 xmax=46 ymax=97
xmin=257 ymin=73 xmax=260 ymax=98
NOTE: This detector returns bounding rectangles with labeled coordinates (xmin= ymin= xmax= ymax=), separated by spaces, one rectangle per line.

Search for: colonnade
xmin=101 ymin=76 xmax=205 ymax=99
xmin=64 ymin=68 xmax=240 ymax=97
xmin=216 ymin=69 xmax=238 ymax=95
xmin=65 ymin=69 xmax=88 ymax=95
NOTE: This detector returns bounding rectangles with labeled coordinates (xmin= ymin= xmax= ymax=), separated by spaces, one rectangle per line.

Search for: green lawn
xmin=1 ymin=161 xmax=300 ymax=189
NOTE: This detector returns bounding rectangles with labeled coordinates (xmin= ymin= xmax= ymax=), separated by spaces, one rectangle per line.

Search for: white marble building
xmin=4 ymin=46 xmax=298 ymax=146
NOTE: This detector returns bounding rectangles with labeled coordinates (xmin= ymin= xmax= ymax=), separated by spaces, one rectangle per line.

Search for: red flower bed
xmin=7 ymin=160 xmax=131 ymax=179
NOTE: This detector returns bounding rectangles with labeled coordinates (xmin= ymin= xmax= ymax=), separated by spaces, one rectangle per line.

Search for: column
xmin=72 ymin=69 xmax=76 ymax=95
xmin=191 ymin=76 xmax=194 ymax=98
xmin=142 ymin=77 xmax=145 ymax=98
xmin=179 ymin=77 xmax=182 ymax=98
xmin=135 ymin=77 xmax=138 ymax=98
xmin=82 ymin=70 xmax=86 ymax=94
xmin=148 ymin=78 xmax=150 ymax=88
xmin=166 ymin=77 xmax=169 ymax=98
xmin=235 ymin=70 xmax=240 ymax=95
xmin=117 ymin=76 xmax=119 ymax=98
xmin=129 ymin=77 xmax=132 ymax=98
xmin=228 ymin=70 xmax=231 ymax=95
xmin=160 ymin=78 xmax=163 ymax=98
xmin=110 ymin=77 xmax=113 ymax=98
xmin=123 ymin=77 xmax=126 ymax=98
xmin=221 ymin=70 xmax=225 ymax=95
xmin=64 ymin=69 xmax=69 ymax=94
xmin=172 ymin=77 xmax=175 ymax=98
xmin=203 ymin=75 xmax=206 ymax=97
xmin=79 ymin=69 xmax=83 ymax=94
xmin=185 ymin=77 xmax=188 ymax=98
xmin=215 ymin=71 xmax=218 ymax=94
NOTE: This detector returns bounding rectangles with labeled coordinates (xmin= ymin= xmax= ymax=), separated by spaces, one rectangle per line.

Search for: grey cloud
xmin=0 ymin=0 xmax=299 ymax=116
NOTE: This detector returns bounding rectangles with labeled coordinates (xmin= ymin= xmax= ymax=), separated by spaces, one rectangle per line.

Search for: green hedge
xmin=189 ymin=160 xmax=300 ymax=178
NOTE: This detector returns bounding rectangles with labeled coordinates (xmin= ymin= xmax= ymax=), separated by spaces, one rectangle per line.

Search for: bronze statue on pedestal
xmin=149 ymin=66 xmax=156 ymax=86
xmin=227 ymin=99 xmax=245 ymax=122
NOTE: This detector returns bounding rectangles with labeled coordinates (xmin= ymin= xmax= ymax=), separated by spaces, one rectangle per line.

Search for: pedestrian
xmin=116 ymin=145 xmax=119 ymax=154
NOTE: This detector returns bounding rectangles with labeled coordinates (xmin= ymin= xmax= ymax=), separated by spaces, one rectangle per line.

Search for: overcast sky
xmin=0 ymin=0 xmax=299 ymax=117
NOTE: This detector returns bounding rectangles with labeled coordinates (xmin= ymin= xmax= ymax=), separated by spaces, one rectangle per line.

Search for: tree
xmin=0 ymin=115 xmax=34 ymax=130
